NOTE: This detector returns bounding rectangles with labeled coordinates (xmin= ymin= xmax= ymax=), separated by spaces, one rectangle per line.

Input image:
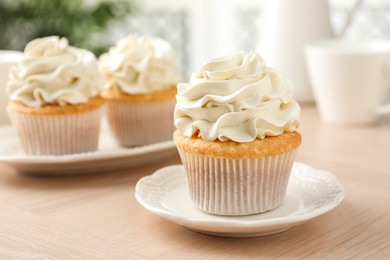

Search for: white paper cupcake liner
xmin=177 ymin=148 xmax=298 ymax=216
xmin=8 ymin=107 xmax=104 ymax=155
xmin=105 ymin=99 xmax=175 ymax=147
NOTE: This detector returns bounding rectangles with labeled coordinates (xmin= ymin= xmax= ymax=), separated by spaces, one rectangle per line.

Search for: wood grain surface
xmin=0 ymin=106 xmax=389 ymax=259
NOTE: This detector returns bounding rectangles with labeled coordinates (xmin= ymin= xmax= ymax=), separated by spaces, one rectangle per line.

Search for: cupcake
xmin=7 ymin=36 xmax=104 ymax=155
xmin=99 ymin=35 xmax=179 ymax=147
xmin=174 ymin=51 xmax=301 ymax=216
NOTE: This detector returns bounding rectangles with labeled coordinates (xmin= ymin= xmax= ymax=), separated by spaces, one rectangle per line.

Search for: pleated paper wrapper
xmin=105 ymin=99 xmax=175 ymax=147
xmin=177 ymin=148 xmax=298 ymax=216
xmin=8 ymin=107 xmax=104 ymax=156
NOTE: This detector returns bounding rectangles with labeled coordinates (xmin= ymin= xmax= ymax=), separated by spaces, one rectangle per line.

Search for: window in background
xmin=0 ymin=0 xmax=136 ymax=56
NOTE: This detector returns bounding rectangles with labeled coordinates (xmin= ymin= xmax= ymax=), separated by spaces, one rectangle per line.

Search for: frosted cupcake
xmin=7 ymin=36 xmax=104 ymax=155
xmin=99 ymin=35 xmax=179 ymax=147
xmin=174 ymin=51 xmax=301 ymax=216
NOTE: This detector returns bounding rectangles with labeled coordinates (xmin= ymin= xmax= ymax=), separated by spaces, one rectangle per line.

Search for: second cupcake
xmin=99 ymin=35 xmax=179 ymax=147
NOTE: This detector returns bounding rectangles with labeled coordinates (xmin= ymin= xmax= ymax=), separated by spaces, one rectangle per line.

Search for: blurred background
xmin=0 ymin=0 xmax=389 ymax=80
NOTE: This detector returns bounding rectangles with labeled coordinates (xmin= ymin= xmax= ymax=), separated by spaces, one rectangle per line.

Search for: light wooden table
xmin=0 ymin=106 xmax=389 ymax=259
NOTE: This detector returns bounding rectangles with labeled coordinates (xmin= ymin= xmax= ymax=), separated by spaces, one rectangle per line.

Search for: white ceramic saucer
xmin=135 ymin=163 xmax=345 ymax=237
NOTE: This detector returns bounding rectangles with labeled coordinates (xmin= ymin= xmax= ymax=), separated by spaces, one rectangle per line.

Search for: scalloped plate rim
xmin=135 ymin=162 xmax=345 ymax=236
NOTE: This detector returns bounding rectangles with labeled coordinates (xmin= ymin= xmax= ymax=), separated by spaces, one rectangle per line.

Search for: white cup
xmin=0 ymin=50 xmax=24 ymax=125
xmin=305 ymin=40 xmax=390 ymax=125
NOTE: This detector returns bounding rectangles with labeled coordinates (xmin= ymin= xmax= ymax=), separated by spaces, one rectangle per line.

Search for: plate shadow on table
xmin=0 ymin=155 xmax=181 ymax=191
xmin=146 ymin=213 xmax=335 ymax=259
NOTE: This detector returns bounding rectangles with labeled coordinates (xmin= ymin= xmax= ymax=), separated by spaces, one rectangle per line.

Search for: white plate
xmin=0 ymin=123 xmax=177 ymax=175
xmin=135 ymin=163 xmax=345 ymax=237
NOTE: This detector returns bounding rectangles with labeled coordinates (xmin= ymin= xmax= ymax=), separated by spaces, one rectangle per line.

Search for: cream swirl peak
xmin=98 ymin=35 xmax=178 ymax=94
xmin=174 ymin=51 xmax=300 ymax=142
xmin=7 ymin=36 xmax=103 ymax=107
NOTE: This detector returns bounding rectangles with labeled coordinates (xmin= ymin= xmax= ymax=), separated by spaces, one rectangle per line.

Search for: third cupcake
xmin=99 ymin=35 xmax=179 ymax=147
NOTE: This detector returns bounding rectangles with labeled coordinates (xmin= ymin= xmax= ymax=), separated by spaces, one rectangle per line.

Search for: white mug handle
xmin=375 ymin=60 xmax=390 ymax=116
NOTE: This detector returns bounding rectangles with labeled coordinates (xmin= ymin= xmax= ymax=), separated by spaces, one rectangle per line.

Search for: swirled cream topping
xmin=174 ymin=51 xmax=300 ymax=142
xmin=7 ymin=36 xmax=103 ymax=107
xmin=98 ymin=35 xmax=178 ymax=94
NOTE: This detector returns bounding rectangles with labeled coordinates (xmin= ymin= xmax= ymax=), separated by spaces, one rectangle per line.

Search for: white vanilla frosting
xmin=98 ymin=35 xmax=178 ymax=94
xmin=174 ymin=51 xmax=300 ymax=142
xmin=7 ymin=36 xmax=103 ymax=107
